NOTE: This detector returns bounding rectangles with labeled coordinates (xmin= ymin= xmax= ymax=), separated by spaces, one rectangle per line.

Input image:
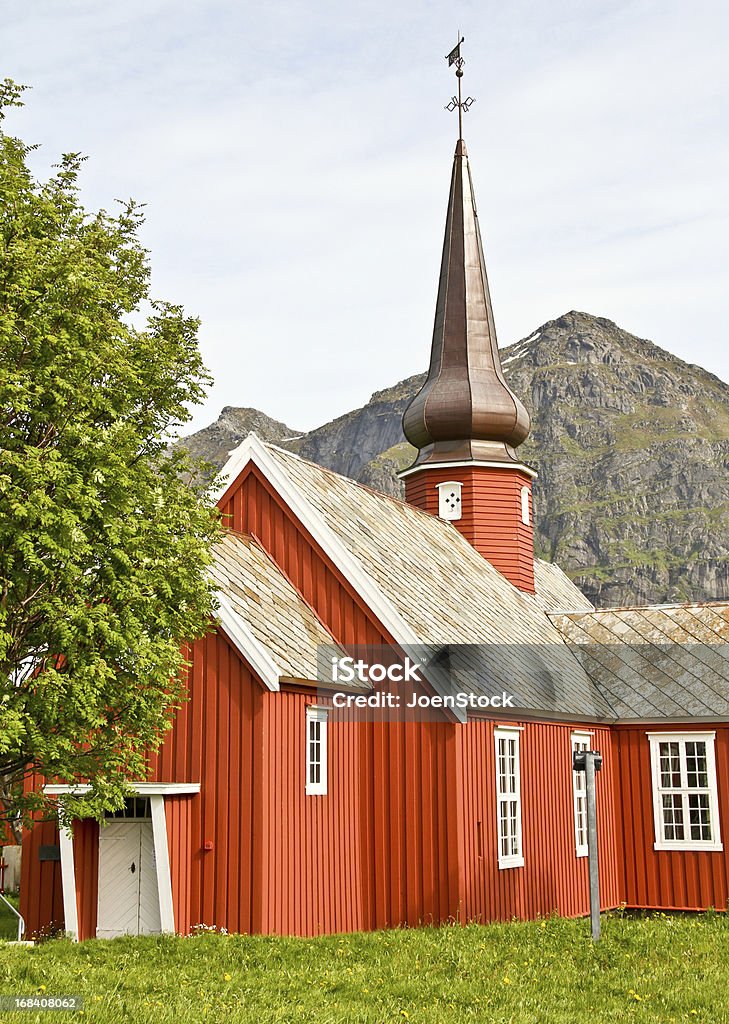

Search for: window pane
xmin=497 ymin=738 xmax=506 ymax=793
xmin=662 ymin=793 xmax=684 ymax=840
xmin=499 ymin=803 xmax=508 ymax=856
xmin=659 ymin=742 xmax=681 ymax=788
xmin=308 ymin=720 xmax=321 ymax=784
xmin=685 ymin=742 xmax=708 ymax=789
xmin=576 ymin=797 xmax=587 ymax=848
xmin=509 ymin=800 xmax=518 ymax=853
xmin=688 ymin=793 xmax=712 ymax=841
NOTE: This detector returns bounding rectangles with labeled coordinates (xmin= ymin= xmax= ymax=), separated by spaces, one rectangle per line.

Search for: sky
xmin=3 ymin=0 xmax=728 ymax=434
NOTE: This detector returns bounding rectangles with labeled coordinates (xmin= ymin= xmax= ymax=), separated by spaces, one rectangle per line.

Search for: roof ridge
xmin=260 ymin=438 xmax=474 ymax=527
xmin=564 ymin=601 xmax=729 ymax=615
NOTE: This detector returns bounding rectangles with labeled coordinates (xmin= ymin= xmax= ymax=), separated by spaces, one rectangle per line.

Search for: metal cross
xmin=444 ymin=34 xmax=475 ymax=139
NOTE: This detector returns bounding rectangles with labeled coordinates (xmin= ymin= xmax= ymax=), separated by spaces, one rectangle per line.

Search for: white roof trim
xmin=211 ymin=434 xmax=467 ymax=722
xmin=214 ymin=590 xmax=281 ymax=691
xmin=398 ymin=460 xmax=538 ymax=480
xmin=44 ymin=783 xmax=201 ymax=796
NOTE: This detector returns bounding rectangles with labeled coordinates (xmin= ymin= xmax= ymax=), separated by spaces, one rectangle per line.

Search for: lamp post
xmin=573 ymin=748 xmax=603 ymax=941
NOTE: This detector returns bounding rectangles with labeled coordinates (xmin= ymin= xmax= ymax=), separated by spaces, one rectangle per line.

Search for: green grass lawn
xmin=0 ymin=894 xmax=21 ymax=941
xmin=0 ymin=913 xmax=727 ymax=1023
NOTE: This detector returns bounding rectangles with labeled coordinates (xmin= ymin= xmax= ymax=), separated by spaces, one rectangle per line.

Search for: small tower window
xmin=520 ymin=485 xmax=530 ymax=526
xmin=436 ymin=481 xmax=463 ymax=521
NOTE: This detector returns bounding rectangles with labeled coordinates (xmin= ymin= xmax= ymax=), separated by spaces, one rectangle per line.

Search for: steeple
xmin=401 ymin=136 xmax=531 ymax=467
xmin=400 ymin=39 xmax=536 ymax=594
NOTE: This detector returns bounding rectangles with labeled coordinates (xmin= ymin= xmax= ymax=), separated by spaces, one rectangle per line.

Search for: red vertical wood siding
xmin=258 ymin=690 xmax=365 ymax=935
xmin=164 ymin=796 xmax=193 ymax=935
xmin=148 ymin=631 xmax=261 ymax=934
xmin=614 ymin=725 xmax=729 ymax=911
xmin=73 ymin=819 xmax=99 ymax=940
xmin=458 ymin=720 xmax=621 ymax=920
xmin=405 ymin=466 xmax=535 ymax=592
xmin=19 ymin=818 xmax=64 ymax=939
xmin=367 ymin=718 xmax=461 ymax=931
xmin=251 ymin=695 xmax=462 ymax=936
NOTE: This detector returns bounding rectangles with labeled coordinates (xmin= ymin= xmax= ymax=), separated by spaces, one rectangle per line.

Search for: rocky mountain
xmin=180 ymin=407 xmax=302 ymax=470
xmin=182 ymin=312 xmax=729 ymax=608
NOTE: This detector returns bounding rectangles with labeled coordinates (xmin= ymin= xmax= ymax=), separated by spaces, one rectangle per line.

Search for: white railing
xmin=0 ymin=892 xmax=25 ymax=943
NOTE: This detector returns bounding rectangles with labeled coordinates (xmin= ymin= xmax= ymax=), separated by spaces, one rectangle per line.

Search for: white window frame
xmin=436 ymin=481 xmax=463 ymax=521
xmin=305 ymin=706 xmax=328 ymax=796
xmin=648 ymin=732 xmax=722 ymax=852
xmin=520 ymin=485 xmax=530 ymax=526
xmin=571 ymin=731 xmax=593 ymax=858
xmin=494 ymin=727 xmax=524 ymax=869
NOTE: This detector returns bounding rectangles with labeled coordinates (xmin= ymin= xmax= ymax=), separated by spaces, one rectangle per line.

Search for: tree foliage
xmin=0 ymin=81 xmax=220 ymax=838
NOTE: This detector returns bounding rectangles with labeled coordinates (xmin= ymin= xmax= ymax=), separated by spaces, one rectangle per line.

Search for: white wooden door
xmin=97 ymin=821 xmax=161 ymax=938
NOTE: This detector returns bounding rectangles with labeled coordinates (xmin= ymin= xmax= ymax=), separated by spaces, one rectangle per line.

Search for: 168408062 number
xmin=0 ymin=995 xmax=84 ymax=1012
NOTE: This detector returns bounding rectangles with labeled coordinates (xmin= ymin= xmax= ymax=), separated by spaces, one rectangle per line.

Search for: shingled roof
xmin=549 ymin=605 xmax=729 ymax=720
xmin=532 ymin=559 xmax=595 ymax=614
xmin=210 ymin=531 xmax=342 ymax=685
xmin=223 ymin=441 xmax=611 ymax=719
xmin=211 ymin=437 xmax=729 ymax=723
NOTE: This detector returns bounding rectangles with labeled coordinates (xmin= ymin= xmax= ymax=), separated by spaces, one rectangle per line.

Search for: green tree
xmin=0 ymin=81 xmax=220 ymax=840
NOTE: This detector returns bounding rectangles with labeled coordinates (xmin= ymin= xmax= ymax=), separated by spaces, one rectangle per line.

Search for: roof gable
xmin=213 ymin=435 xmax=609 ymax=720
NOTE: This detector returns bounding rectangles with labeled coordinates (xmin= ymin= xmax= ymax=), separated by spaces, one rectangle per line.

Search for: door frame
xmin=45 ymin=782 xmax=200 ymax=941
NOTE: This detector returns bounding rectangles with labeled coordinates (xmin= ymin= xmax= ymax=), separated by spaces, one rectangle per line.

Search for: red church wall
xmin=74 ymin=820 xmax=99 ymax=940
xmin=165 ymin=796 xmax=194 ymax=936
xmin=19 ymin=817 xmax=64 ymax=939
xmin=367 ymin=719 xmax=461 ymax=930
xmin=257 ymin=689 xmax=367 ymax=935
xmin=614 ymin=725 xmax=729 ymax=911
xmin=404 ymin=466 xmax=535 ymax=593
xmin=458 ymin=719 xmax=621 ymax=922
xmin=240 ymin=695 xmax=462 ymax=936
xmin=147 ymin=630 xmax=263 ymax=934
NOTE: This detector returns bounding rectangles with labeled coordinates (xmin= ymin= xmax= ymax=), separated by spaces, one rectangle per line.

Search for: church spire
xmin=402 ymin=129 xmax=530 ymax=468
xmin=400 ymin=41 xmax=536 ymax=594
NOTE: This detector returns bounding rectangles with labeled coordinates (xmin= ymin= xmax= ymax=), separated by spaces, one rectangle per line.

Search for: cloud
xmin=2 ymin=0 xmax=728 ymax=433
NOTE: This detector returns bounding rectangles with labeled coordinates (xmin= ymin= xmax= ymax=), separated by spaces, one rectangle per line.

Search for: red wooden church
xmin=21 ymin=113 xmax=729 ymax=940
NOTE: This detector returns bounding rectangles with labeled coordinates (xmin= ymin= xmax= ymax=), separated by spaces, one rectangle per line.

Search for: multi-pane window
xmin=648 ymin=733 xmax=722 ymax=851
xmin=305 ymin=707 xmax=328 ymax=795
xmin=571 ymin=733 xmax=591 ymax=857
xmin=494 ymin=728 xmax=524 ymax=868
xmin=104 ymin=797 xmax=151 ymax=819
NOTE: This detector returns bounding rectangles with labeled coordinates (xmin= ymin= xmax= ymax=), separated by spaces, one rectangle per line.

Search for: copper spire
xmin=402 ymin=123 xmax=531 ymax=468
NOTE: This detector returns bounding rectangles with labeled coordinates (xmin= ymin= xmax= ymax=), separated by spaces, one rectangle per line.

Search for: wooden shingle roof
xmin=210 ymin=532 xmax=340 ymax=683
xmin=212 ymin=437 xmax=729 ymax=722
xmin=259 ymin=443 xmax=612 ymax=719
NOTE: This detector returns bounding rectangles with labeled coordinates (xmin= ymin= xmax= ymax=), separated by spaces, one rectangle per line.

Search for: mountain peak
xmin=183 ymin=313 xmax=729 ymax=608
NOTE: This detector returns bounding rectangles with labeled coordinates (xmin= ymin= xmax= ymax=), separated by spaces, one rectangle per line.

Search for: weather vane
xmin=445 ymin=34 xmax=475 ymax=139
